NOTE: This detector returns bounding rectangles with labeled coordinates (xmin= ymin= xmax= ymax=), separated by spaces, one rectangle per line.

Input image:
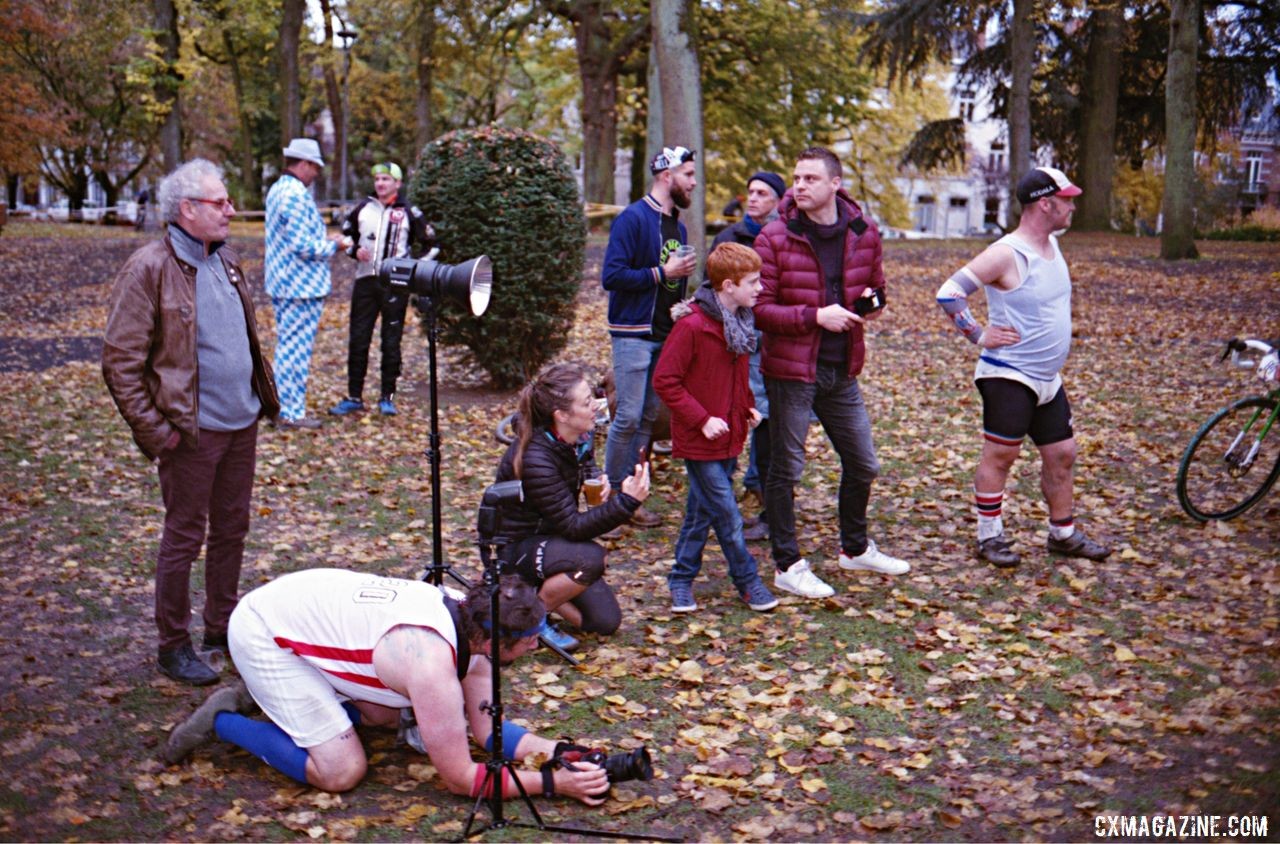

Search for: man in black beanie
xmin=712 ymin=171 xmax=786 ymax=541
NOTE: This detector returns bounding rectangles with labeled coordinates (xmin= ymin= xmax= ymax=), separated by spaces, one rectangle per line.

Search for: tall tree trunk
xmin=1007 ymin=0 xmax=1035 ymax=228
xmin=652 ymin=0 xmax=704 ymax=257
xmin=1161 ymin=0 xmax=1200 ymax=260
xmin=645 ymin=39 xmax=662 ymax=181
xmin=153 ymin=0 xmax=182 ymax=172
xmin=1075 ymin=0 xmax=1123 ymax=230
xmin=224 ymin=31 xmax=261 ymax=207
xmin=415 ymin=0 xmax=438 ymax=153
xmin=318 ymin=0 xmax=344 ymax=200
xmin=279 ymin=0 xmax=304 ymax=146
xmin=573 ymin=2 xmax=619 ymax=204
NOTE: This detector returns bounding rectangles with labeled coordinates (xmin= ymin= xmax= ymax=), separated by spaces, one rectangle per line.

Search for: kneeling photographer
xmin=493 ymin=362 xmax=651 ymax=651
xmin=163 ymin=569 xmax=609 ymax=804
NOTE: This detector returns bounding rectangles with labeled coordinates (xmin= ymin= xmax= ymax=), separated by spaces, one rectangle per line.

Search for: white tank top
xmin=980 ymin=234 xmax=1073 ymax=381
xmin=241 ymin=568 xmax=459 ymax=709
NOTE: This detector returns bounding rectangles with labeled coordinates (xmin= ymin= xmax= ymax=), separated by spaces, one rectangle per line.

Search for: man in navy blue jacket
xmin=600 ymin=145 xmax=698 ymax=527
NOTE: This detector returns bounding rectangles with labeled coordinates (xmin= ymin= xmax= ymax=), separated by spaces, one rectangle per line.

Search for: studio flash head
xmin=380 ymin=250 xmax=492 ymax=316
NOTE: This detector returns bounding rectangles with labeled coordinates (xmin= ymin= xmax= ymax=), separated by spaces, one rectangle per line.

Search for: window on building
xmin=950 ymin=197 xmax=968 ymax=208
xmin=958 ymin=88 xmax=976 ymax=122
xmin=915 ymin=196 xmax=936 ymax=231
xmin=1244 ymin=152 xmax=1263 ymax=193
xmin=988 ymin=142 xmax=1006 ymax=172
xmin=984 ymin=198 xmax=1000 ymax=226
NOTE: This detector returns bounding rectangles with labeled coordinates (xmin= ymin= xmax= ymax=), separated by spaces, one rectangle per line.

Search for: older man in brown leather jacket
xmin=103 ymin=159 xmax=279 ymax=686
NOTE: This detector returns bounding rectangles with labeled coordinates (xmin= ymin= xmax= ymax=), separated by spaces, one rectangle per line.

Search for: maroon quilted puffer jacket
xmin=752 ymin=189 xmax=885 ymax=383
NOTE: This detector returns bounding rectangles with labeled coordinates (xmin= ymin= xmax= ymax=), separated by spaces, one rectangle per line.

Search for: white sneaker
xmin=774 ymin=558 xmax=835 ymax=598
xmin=838 ymin=539 xmax=910 ymax=575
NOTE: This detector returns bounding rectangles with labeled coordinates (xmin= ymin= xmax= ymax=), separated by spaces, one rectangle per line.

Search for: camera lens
xmin=603 ymin=747 xmax=653 ymax=784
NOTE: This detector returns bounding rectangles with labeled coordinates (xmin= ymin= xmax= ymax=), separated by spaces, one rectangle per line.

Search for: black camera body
xmin=551 ymin=746 xmax=654 ymax=795
xmin=853 ymin=287 xmax=886 ymax=316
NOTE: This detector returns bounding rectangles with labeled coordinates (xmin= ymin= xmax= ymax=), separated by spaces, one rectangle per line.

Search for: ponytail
xmin=511 ymin=362 xmax=590 ymax=478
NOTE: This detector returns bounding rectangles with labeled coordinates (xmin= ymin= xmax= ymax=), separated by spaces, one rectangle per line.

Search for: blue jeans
xmin=765 ymin=366 xmax=880 ymax=568
xmin=670 ymin=458 xmax=763 ymax=591
xmin=742 ymin=338 xmax=769 ymax=491
xmin=604 ymin=336 xmax=663 ymax=487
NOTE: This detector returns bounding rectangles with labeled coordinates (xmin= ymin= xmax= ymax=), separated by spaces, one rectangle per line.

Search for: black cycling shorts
xmin=977 ymin=377 xmax=1073 ymax=447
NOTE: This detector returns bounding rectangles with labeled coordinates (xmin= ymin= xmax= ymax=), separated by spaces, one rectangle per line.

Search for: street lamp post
xmin=338 ymin=27 xmax=357 ymax=203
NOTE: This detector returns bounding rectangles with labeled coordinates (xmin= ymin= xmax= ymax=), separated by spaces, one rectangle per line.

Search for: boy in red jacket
xmin=653 ymin=243 xmax=779 ymax=613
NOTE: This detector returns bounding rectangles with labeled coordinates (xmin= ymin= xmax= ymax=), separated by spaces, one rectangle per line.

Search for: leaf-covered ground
xmin=1 ymin=221 xmax=1277 ymax=842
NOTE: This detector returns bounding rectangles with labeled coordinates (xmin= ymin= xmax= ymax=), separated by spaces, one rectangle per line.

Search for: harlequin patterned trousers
xmin=271 ymin=296 xmax=325 ymax=421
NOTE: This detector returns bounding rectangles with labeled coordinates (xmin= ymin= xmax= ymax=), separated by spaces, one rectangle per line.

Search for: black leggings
xmin=502 ymin=536 xmax=621 ymax=635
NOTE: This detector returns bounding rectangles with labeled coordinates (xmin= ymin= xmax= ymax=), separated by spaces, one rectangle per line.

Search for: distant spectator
xmin=330 ymin=162 xmax=433 ymax=418
xmin=264 ymin=138 xmax=353 ymax=429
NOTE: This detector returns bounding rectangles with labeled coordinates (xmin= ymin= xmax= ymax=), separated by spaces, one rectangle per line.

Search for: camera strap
xmin=440 ymin=595 xmax=470 ymax=681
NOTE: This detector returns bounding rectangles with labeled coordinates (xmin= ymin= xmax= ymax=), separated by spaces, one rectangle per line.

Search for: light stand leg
xmin=417 ymin=296 xmax=470 ymax=590
xmin=458 ymin=545 xmax=681 ymax=843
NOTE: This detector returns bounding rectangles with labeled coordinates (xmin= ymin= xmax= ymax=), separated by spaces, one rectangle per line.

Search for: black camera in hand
xmin=549 ymin=745 xmax=654 ymax=794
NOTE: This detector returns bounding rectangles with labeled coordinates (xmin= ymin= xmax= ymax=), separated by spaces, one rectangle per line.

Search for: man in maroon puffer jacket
xmin=752 ymin=147 xmax=911 ymax=600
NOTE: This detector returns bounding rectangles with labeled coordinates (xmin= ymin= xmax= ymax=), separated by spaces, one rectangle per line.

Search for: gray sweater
xmin=169 ymin=224 xmax=260 ymax=430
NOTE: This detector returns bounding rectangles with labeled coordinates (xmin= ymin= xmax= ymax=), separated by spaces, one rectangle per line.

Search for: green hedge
xmin=1201 ymin=225 xmax=1280 ymax=242
xmin=408 ymin=127 xmax=586 ymax=388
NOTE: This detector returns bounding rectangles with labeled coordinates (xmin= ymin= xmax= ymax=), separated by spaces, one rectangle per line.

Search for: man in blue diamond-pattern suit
xmin=264 ymin=138 xmax=353 ymax=428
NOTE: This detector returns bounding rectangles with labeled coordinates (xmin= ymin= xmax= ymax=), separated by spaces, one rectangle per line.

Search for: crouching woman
xmin=493 ymin=362 xmax=651 ymax=650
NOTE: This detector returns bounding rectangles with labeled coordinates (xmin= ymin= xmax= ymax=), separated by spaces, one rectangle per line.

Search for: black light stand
xmin=380 ymin=249 xmax=493 ymax=590
xmin=462 ymin=483 xmax=680 ymax=843
xmin=415 ymin=291 xmax=472 ymax=590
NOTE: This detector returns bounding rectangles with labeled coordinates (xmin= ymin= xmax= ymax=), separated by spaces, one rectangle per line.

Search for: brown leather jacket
xmin=102 ymin=235 xmax=280 ymax=460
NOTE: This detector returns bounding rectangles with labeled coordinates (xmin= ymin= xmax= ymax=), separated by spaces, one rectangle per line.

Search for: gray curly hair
xmin=157 ymin=159 xmax=224 ymax=223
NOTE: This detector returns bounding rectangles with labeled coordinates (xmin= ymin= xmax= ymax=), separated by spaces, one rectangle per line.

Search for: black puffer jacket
xmin=494 ymin=428 xmax=639 ymax=542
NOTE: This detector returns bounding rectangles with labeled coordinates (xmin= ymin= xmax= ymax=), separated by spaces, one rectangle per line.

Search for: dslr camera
xmin=544 ymin=744 xmax=654 ymax=796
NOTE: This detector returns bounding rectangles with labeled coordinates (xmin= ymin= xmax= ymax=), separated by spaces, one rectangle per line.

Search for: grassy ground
xmin=0 ymin=221 xmax=1277 ymax=841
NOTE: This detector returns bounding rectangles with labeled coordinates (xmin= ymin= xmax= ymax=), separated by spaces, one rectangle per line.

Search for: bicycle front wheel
xmin=1176 ymin=397 xmax=1280 ymax=521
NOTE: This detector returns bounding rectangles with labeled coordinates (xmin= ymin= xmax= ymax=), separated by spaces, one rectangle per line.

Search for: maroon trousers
xmin=154 ymin=422 xmax=259 ymax=651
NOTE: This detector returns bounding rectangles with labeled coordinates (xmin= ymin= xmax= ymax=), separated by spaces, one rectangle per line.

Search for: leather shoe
xmin=629 ymin=505 xmax=662 ymax=527
xmin=158 ymin=643 xmax=219 ymax=686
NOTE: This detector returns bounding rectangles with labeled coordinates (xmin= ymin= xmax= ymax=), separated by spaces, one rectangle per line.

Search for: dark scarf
xmin=693 ymin=282 xmax=756 ymax=356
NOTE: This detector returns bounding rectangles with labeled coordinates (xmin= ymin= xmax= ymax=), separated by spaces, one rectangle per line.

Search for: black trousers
xmin=347 ymin=275 xmax=410 ymax=398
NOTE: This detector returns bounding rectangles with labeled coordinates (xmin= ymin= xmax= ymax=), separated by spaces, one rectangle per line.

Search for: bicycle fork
xmin=1225 ymin=404 xmax=1277 ymax=475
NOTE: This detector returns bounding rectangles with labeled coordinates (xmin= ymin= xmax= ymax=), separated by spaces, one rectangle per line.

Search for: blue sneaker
xmin=670 ymin=582 xmax=698 ymax=613
xmin=329 ymin=397 xmax=365 ymax=416
xmin=740 ymin=579 xmax=779 ymax=612
xmin=536 ymin=619 xmax=579 ymax=652
xmin=378 ymin=396 xmax=397 ymax=416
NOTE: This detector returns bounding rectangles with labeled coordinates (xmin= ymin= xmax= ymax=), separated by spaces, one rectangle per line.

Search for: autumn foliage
xmin=1 ymin=224 xmax=1277 ymax=841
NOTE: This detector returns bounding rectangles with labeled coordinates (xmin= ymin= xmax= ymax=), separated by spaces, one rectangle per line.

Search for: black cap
xmin=748 ymin=171 xmax=786 ymax=200
xmin=1016 ymin=166 xmax=1082 ymax=204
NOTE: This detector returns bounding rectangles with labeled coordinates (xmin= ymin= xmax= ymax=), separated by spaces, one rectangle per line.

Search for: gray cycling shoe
xmin=1046 ymin=529 xmax=1112 ymax=561
xmin=163 ymin=682 xmax=255 ymax=765
xmin=977 ymin=534 xmax=1021 ymax=568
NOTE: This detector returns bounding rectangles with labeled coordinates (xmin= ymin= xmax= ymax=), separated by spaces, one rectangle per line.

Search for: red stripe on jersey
xmin=274 ymin=636 xmax=374 ymax=663
xmin=321 ymin=668 xmax=389 ymax=689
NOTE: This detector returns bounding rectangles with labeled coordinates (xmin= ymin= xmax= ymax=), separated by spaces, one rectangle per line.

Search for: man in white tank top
xmin=162 ymin=569 xmax=609 ymax=803
xmin=936 ymin=167 xmax=1112 ymax=569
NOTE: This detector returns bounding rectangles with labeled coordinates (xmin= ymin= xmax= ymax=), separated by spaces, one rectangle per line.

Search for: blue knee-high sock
xmin=214 ymin=712 xmax=310 ymax=785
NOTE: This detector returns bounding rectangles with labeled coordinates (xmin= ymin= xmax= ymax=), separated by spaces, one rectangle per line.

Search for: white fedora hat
xmin=282 ymin=138 xmax=325 ymax=167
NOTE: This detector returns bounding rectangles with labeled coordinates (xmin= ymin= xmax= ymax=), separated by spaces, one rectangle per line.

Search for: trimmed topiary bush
xmin=408 ymin=127 xmax=586 ymax=388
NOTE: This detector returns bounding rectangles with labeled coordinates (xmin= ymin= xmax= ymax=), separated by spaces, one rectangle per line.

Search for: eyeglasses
xmin=187 ymin=196 xmax=235 ymax=211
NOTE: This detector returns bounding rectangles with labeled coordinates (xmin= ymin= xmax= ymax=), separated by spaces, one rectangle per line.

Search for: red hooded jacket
xmin=653 ymin=302 xmax=756 ymax=461
xmin=752 ymin=189 xmax=885 ymax=383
